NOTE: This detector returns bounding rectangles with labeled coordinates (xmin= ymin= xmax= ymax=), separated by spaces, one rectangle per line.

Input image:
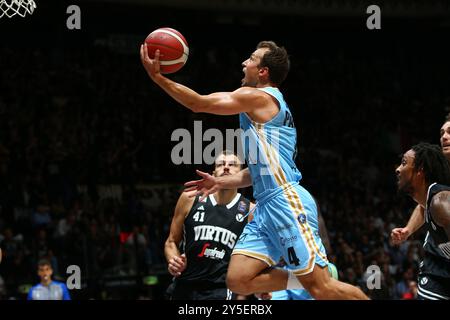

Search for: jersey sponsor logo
xmin=438 ymin=241 xmax=450 ymax=259
xmin=297 ymin=214 xmax=307 ymax=224
xmin=280 ymin=235 xmax=298 ymax=246
xmin=197 ymin=205 xmax=205 ymax=211
xmin=193 ymin=225 xmax=237 ymax=249
xmin=235 ymin=213 xmax=245 ymax=222
xmin=197 ymin=243 xmax=226 ymax=260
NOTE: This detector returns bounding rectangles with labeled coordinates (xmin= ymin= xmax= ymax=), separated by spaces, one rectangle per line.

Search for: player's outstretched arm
xmin=164 ymin=192 xmax=194 ymax=276
xmin=391 ymin=204 xmax=425 ymax=245
xmin=430 ymin=191 xmax=450 ymax=239
xmin=184 ymin=168 xmax=252 ymax=201
xmin=140 ymin=44 xmax=265 ymax=115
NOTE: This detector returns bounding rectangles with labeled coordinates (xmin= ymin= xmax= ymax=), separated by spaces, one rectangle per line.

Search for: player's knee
xmin=307 ymin=283 xmax=330 ymax=300
xmin=303 ymin=279 xmax=330 ymax=300
xmin=306 ymin=277 xmax=346 ymax=300
xmin=301 ymin=271 xmax=335 ymax=300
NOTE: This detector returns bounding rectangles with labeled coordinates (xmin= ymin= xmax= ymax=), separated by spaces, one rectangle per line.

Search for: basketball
xmin=145 ymin=27 xmax=189 ymax=74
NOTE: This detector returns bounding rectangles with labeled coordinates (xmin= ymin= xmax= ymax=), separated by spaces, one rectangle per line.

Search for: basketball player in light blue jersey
xmin=141 ymin=40 xmax=368 ymax=299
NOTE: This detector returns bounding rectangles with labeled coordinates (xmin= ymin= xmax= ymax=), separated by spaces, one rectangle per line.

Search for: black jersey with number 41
xmin=422 ymin=183 xmax=450 ymax=278
xmin=177 ymin=193 xmax=250 ymax=285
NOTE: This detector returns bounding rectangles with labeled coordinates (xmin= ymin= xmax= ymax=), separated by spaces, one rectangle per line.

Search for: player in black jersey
xmin=396 ymin=142 xmax=450 ymax=300
xmin=164 ymin=151 xmax=255 ymax=300
xmin=392 ymin=115 xmax=450 ymax=245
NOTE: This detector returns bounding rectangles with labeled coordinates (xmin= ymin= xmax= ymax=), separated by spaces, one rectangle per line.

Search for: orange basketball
xmin=145 ymin=27 xmax=189 ymax=74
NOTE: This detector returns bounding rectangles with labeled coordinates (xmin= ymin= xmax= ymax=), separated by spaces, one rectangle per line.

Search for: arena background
xmin=0 ymin=0 xmax=449 ymax=300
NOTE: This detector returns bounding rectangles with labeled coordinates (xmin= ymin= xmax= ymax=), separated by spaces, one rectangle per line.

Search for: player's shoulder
xmin=430 ymin=190 xmax=450 ymax=224
xmin=431 ymin=190 xmax=450 ymax=206
xmin=232 ymin=87 xmax=270 ymax=100
xmin=176 ymin=190 xmax=196 ymax=215
xmin=51 ymin=280 xmax=68 ymax=288
xmin=178 ymin=190 xmax=196 ymax=205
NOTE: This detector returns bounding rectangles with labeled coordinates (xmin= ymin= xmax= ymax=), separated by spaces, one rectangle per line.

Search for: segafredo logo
xmin=198 ymin=243 xmax=226 ymax=260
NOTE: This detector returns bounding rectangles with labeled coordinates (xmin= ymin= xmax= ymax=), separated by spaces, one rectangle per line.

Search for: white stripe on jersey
xmin=438 ymin=241 xmax=450 ymax=259
xmin=423 ymin=231 xmax=429 ymax=248
xmin=226 ymin=289 xmax=233 ymax=300
xmin=418 ymin=290 xmax=438 ymax=300
xmin=418 ymin=286 xmax=450 ymax=300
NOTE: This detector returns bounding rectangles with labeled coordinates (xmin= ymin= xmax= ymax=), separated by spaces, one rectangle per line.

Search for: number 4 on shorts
xmin=287 ymin=247 xmax=300 ymax=266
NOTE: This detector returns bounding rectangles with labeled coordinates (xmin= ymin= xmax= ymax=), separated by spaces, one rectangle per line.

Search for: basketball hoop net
xmin=0 ymin=0 xmax=36 ymax=18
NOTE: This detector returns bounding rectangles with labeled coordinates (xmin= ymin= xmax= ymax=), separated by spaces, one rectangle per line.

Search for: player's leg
xmin=227 ymin=214 xmax=290 ymax=295
xmin=228 ymin=184 xmax=369 ymax=299
xmin=286 ymin=262 xmax=339 ymax=300
xmin=268 ymin=183 xmax=368 ymax=300
xmin=227 ymin=254 xmax=290 ymax=295
xmin=297 ymin=264 xmax=368 ymax=300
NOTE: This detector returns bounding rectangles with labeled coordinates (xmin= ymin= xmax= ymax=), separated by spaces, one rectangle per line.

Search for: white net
xmin=0 ymin=0 xmax=36 ymax=18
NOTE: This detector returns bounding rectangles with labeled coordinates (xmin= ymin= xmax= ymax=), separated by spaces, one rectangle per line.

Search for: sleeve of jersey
xmin=27 ymin=287 xmax=34 ymax=300
xmin=62 ymin=284 xmax=71 ymax=300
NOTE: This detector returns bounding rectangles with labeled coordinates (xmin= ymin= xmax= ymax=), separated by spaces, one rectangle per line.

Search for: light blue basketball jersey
xmin=239 ymin=87 xmax=301 ymax=201
xmin=234 ymin=87 xmax=328 ymax=274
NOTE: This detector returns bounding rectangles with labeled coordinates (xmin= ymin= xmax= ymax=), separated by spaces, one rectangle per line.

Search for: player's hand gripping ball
xmin=145 ymin=27 xmax=189 ymax=74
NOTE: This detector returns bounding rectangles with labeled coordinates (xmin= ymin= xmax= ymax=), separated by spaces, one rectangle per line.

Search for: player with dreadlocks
xmin=395 ymin=142 xmax=450 ymax=300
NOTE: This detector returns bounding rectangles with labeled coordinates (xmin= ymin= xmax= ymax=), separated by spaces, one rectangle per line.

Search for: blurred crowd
xmin=1 ymin=19 xmax=449 ymax=299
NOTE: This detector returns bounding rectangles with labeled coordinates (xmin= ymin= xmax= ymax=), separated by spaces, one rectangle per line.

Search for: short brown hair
xmin=256 ymin=41 xmax=290 ymax=86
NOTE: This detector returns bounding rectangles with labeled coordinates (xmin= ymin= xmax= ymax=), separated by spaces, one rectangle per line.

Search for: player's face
xmin=395 ymin=150 xmax=417 ymax=194
xmin=241 ymin=48 xmax=269 ymax=87
xmin=38 ymin=265 xmax=53 ymax=283
xmin=213 ymin=154 xmax=241 ymax=178
xmin=440 ymin=121 xmax=450 ymax=160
